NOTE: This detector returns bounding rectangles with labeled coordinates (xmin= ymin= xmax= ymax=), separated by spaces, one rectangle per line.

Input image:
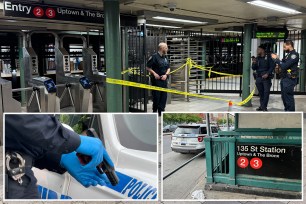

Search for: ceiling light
xmin=222 ymin=31 xmax=242 ymax=33
xmin=146 ymin=24 xmax=181 ymax=29
xmin=153 ymin=16 xmax=207 ymax=24
xmin=247 ymin=0 xmax=302 ymax=14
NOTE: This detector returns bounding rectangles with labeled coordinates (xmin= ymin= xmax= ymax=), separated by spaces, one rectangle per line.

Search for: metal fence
xmin=124 ymin=27 xmax=166 ymax=112
xmin=166 ymin=31 xmax=243 ymax=102
xmin=124 ymin=28 xmax=306 ymax=109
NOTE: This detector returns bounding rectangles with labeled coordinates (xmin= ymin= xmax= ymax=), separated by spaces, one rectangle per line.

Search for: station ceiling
xmin=1 ymin=0 xmax=306 ymax=31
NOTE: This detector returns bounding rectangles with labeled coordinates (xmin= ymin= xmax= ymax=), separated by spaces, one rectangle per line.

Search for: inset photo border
xmin=161 ymin=112 xmax=304 ymax=202
xmin=3 ymin=113 xmax=159 ymax=201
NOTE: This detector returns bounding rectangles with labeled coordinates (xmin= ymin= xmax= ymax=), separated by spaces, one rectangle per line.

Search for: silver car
xmin=171 ymin=124 xmax=219 ymax=153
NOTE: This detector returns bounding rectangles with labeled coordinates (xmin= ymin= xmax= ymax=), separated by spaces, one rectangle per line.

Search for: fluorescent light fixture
xmin=89 ymin=29 xmax=99 ymax=32
xmin=247 ymin=0 xmax=301 ymax=14
xmin=153 ymin=16 xmax=207 ymax=24
xmin=146 ymin=24 xmax=182 ymax=29
xmin=223 ymin=30 xmax=242 ymax=33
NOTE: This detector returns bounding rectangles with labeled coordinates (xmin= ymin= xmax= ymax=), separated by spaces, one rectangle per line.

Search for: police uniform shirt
xmin=252 ymin=55 xmax=275 ymax=75
xmin=274 ymin=49 xmax=299 ymax=77
xmin=147 ymin=52 xmax=170 ymax=78
xmin=5 ymin=115 xmax=81 ymax=173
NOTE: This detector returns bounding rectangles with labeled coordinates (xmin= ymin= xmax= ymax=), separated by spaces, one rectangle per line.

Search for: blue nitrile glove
xmin=60 ymin=151 xmax=110 ymax=187
xmin=75 ymin=135 xmax=105 ymax=169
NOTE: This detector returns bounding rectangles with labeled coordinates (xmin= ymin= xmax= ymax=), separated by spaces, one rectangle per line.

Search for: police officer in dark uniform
xmin=5 ymin=114 xmax=113 ymax=199
xmin=147 ymin=42 xmax=170 ymax=116
xmin=252 ymin=45 xmax=275 ymax=111
xmin=271 ymin=40 xmax=299 ymax=111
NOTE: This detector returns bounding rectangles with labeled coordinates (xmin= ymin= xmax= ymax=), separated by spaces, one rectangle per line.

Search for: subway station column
xmin=104 ymin=0 xmax=123 ymax=112
xmin=300 ymin=29 xmax=306 ymax=92
xmin=18 ymin=33 xmax=26 ymax=106
xmin=242 ymin=24 xmax=254 ymax=107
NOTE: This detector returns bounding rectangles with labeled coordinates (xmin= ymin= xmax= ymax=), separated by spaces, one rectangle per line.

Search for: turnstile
xmin=55 ymin=42 xmax=91 ymax=111
xmin=32 ymin=76 xmax=60 ymax=112
xmin=0 ymin=78 xmax=21 ymax=113
xmin=83 ymin=44 xmax=106 ymax=112
xmin=57 ymin=35 xmax=103 ymax=112
xmin=20 ymin=31 xmax=60 ymax=112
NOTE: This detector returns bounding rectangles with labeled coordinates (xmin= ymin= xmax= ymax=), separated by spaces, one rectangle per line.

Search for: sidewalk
xmin=148 ymin=94 xmax=306 ymax=112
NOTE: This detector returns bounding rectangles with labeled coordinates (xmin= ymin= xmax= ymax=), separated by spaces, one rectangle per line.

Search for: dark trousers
xmin=280 ymin=77 xmax=297 ymax=111
xmin=255 ymin=77 xmax=272 ymax=109
xmin=6 ymin=167 xmax=39 ymax=199
xmin=152 ymin=79 xmax=167 ymax=116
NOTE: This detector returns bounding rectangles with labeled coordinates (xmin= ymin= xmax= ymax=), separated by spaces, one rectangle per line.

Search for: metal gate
xmin=166 ymin=31 xmax=243 ymax=103
xmin=124 ymin=26 xmax=165 ymax=112
xmin=203 ymin=33 xmax=243 ymax=94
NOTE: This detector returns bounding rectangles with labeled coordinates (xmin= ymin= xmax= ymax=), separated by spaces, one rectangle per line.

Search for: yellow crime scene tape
xmin=121 ymin=67 xmax=140 ymax=75
xmin=121 ymin=58 xmax=242 ymax=78
xmin=106 ymin=78 xmax=255 ymax=106
xmin=119 ymin=58 xmax=253 ymax=106
xmin=187 ymin=58 xmax=242 ymax=78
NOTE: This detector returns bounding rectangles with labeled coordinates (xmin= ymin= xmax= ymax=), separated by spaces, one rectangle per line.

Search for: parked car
xmin=171 ymin=124 xmax=219 ymax=153
xmin=163 ymin=125 xmax=178 ymax=133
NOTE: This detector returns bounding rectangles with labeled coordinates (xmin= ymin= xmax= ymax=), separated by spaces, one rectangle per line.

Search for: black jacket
xmin=252 ymin=55 xmax=275 ymax=75
xmin=5 ymin=115 xmax=80 ymax=173
xmin=274 ymin=49 xmax=299 ymax=78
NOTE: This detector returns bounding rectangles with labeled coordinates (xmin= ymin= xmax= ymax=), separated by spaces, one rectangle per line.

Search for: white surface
xmin=33 ymin=114 xmax=158 ymax=200
xmin=238 ymin=113 xmax=302 ymax=128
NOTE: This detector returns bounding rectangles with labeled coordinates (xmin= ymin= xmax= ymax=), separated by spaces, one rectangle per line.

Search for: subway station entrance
xmin=204 ymin=113 xmax=302 ymax=199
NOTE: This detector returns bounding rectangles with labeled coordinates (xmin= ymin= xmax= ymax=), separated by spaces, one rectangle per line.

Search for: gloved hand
xmin=76 ymin=135 xmax=114 ymax=169
xmin=60 ymin=151 xmax=110 ymax=187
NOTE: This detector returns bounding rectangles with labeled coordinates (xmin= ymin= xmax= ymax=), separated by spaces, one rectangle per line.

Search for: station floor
xmin=148 ymin=94 xmax=306 ymax=113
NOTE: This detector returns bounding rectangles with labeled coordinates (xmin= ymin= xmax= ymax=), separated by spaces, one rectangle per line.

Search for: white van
xmin=32 ymin=114 xmax=158 ymax=200
xmin=171 ymin=124 xmax=219 ymax=153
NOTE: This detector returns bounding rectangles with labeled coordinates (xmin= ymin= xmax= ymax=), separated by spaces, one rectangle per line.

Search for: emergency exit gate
xmin=124 ymin=26 xmax=165 ymax=112
xmin=204 ymin=128 xmax=302 ymax=195
xmin=166 ymin=31 xmax=244 ymax=102
xmin=164 ymin=30 xmax=306 ymax=103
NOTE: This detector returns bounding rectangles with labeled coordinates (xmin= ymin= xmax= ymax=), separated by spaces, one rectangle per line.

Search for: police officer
xmin=252 ymin=45 xmax=275 ymax=111
xmin=5 ymin=114 xmax=113 ymax=199
xmin=147 ymin=42 xmax=170 ymax=116
xmin=271 ymin=40 xmax=299 ymax=111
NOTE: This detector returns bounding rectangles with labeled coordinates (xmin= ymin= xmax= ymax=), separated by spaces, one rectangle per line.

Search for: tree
xmin=217 ymin=118 xmax=233 ymax=125
xmin=163 ymin=113 xmax=202 ymax=125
